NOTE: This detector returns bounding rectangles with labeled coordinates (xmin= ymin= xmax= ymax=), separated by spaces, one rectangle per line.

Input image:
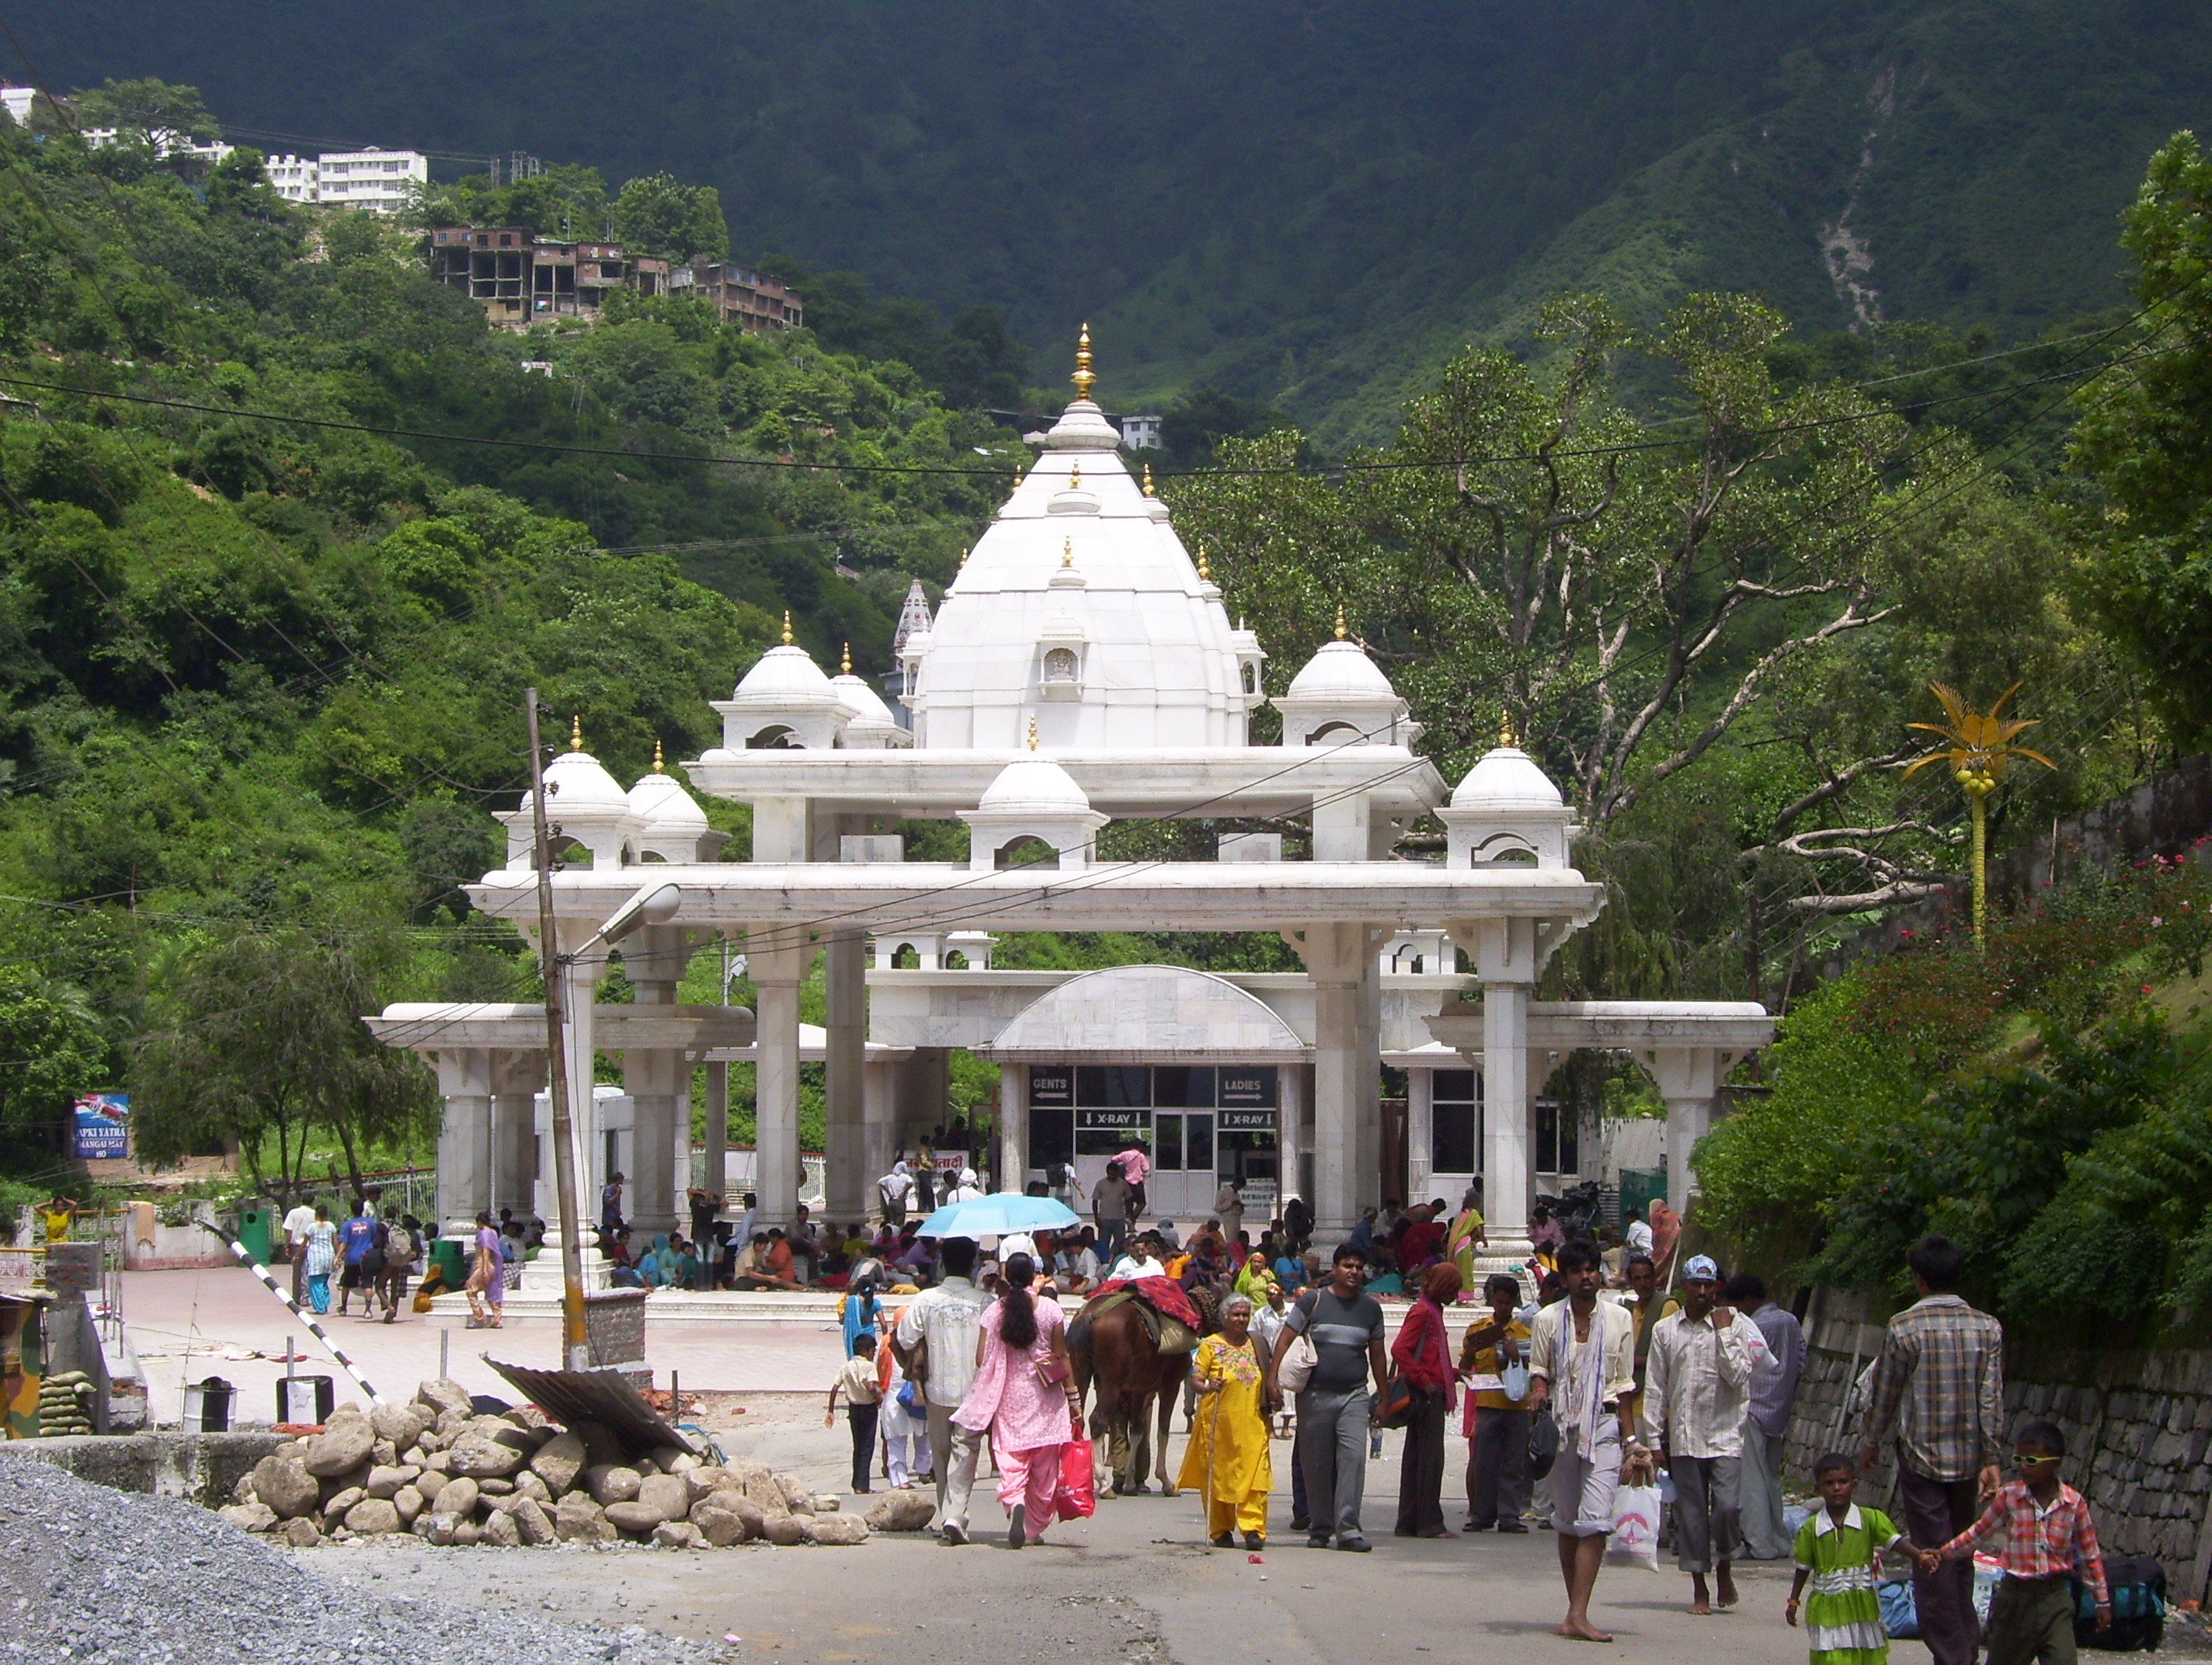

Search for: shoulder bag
xmin=1278 ymin=1291 xmax=1320 ymax=1394
xmin=1374 ymin=1306 xmax=1433 ymax=1430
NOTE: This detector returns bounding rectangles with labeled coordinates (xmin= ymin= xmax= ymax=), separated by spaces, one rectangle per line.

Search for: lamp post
xmin=1904 ymin=682 xmax=2055 ymax=952
xmin=523 ymin=689 xmax=682 ymax=1370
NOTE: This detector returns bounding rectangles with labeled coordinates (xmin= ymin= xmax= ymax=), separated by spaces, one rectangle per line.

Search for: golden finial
xmin=1197 ymin=544 xmax=1212 ymax=582
xmin=780 ymin=610 xmax=793 ymax=645
xmin=652 ymin=738 xmax=665 ymax=773
xmin=1498 ymin=710 xmax=1518 ymax=749
xmin=958 ymin=545 xmax=970 ymax=571
xmin=1027 ymin=714 xmax=1039 ymax=752
xmin=841 ymin=641 xmax=852 ymax=675
xmin=1071 ymin=323 xmax=1096 ymax=402
xmin=1062 ymin=536 xmax=1074 ymax=568
xmin=1334 ymin=604 xmax=1347 ymax=641
xmin=1069 ymin=461 xmax=1082 ymax=490
xmin=569 ymin=714 xmax=584 ymax=752
xmin=1142 ymin=463 xmax=1156 ymax=498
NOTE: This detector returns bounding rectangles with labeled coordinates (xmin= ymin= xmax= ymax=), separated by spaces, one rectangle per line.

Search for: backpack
xmin=2078 ymin=1556 xmax=2165 ymax=1652
xmin=384 ymin=1225 xmax=415 ymax=1266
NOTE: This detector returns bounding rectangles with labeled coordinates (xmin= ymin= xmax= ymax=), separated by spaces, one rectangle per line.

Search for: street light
xmin=523 ymin=690 xmax=683 ymax=1371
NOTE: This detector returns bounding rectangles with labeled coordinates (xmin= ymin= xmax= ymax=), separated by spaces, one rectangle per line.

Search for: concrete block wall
xmin=0 ymin=1432 xmax=283 ymax=1508
xmin=1784 ymin=1316 xmax=2212 ymax=1604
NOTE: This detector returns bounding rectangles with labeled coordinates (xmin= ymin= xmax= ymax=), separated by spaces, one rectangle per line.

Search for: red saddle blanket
xmin=1091 ymin=1274 xmax=1201 ymax=1330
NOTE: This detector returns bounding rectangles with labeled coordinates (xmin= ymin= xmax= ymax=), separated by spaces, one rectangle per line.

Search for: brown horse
xmin=1069 ymin=1284 xmax=1219 ymax=1496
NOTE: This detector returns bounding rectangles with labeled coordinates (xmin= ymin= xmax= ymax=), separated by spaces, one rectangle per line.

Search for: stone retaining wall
xmin=0 ymin=1431 xmax=283 ymax=1508
xmin=1783 ymin=1314 xmax=2212 ymax=1604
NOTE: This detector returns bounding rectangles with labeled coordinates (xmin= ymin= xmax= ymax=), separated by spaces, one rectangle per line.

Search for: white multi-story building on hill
xmin=266 ymin=155 xmax=318 ymax=203
xmin=313 ymin=148 xmax=426 ymax=213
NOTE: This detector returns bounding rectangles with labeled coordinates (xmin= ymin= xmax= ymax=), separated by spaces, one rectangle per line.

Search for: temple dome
xmin=1451 ymin=744 xmax=1567 ymax=812
xmin=628 ymin=758 xmax=711 ymax=839
xmin=976 ymin=753 xmax=1092 ymax=816
xmin=1283 ymin=638 xmax=1397 ymax=701
xmin=904 ymin=328 xmax=1262 ymax=749
xmin=736 ymin=641 xmax=835 ymax=699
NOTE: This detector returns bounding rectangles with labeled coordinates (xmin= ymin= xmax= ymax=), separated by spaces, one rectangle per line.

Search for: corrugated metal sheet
xmin=483 ymin=1357 xmax=697 ymax=1456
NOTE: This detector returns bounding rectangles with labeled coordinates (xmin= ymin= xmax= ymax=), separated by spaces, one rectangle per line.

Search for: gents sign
xmin=1028 ymin=1066 xmax=1074 ymax=1107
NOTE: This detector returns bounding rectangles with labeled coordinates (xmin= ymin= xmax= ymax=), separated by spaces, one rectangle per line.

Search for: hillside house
xmin=429 ymin=227 xmax=672 ymax=326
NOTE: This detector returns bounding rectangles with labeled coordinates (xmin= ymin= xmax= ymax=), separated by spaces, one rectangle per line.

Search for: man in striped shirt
xmin=1924 ymin=1418 xmax=2109 ymax=1665
xmin=1860 ymin=1234 xmax=2005 ymax=1665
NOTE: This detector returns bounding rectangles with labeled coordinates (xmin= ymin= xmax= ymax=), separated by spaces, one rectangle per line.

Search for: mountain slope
xmin=9 ymin=0 xmax=2210 ymax=438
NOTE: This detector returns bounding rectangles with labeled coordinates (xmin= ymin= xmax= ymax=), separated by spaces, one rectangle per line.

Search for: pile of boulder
xmin=217 ymin=1376 xmax=934 ymax=1550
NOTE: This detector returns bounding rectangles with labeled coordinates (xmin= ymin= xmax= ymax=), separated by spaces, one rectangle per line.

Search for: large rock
xmin=511 ymin=1497 xmax=556 ymax=1545
xmin=555 ymin=1496 xmax=615 ymax=1543
xmin=529 ymin=1431 xmax=586 ymax=1494
xmin=864 ymin=1490 xmax=938 ymax=1532
xmin=681 ymin=1466 xmax=730 ymax=1505
xmin=320 ymin=1487 xmax=366 ymax=1521
xmin=414 ymin=1377 xmax=473 ymax=1420
xmin=370 ymin=1403 xmax=427 ymax=1448
xmin=762 ymin=1514 xmax=809 ymax=1546
xmin=477 ymin=1477 xmax=515 ymax=1496
xmin=420 ymin=1511 xmax=464 ymax=1546
xmin=446 ymin=1433 xmax=530 ymax=1479
xmin=301 ymin=1419 xmax=377 ymax=1478
xmin=220 ymin=1502 xmax=277 ymax=1534
xmin=690 ymin=1502 xmax=750 ymax=1547
xmin=649 ymin=1445 xmax=697 ymax=1474
xmin=436 ymin=1475 xmax=480 ymax=1519
xmin=603 ymin=1500 xmax=667 ymax=1536
xmin=509 ymin=1403 xmax=555 ymax=1433
xmin=741 ymin=1472 xmax=790 ymax=1517
xmin=249 ymin=1454 xmax=320 ymax=1520
xmin=370 ymin=1437 xmax=398 ymax=1468
xmin=345 ymin=1498 xmax=402 ymax=1535
xmin=414 ymin=1467 xmax=449 ymax=1503
xmin=279 ymin=1516 xmax=322 ymax=1549
xmin=317 ymin=1463 xmax=373 ymax=1503
xmin=583 ymin=1464 xmax=642 ymax=1506
xmin=719 ymin=1493 xmax=773 ymax=1537
xmin=569 ymin=1419 xmax=625 ymax=1468
xmin=392 ymin=1486 xmax=425 ymax=1528
xmin=652 ymin=1521 xmax=703 ymax=1550
xmin=774 ymin=1473 xmax=815 ymax=1514
xmin=363 ymin=1465 xmax=412 ymax=1500
xmin=468 ymin=1413 xmax=541 ymax=1450
xmin=635 ymin=1474 xmax=690 ymax=1524
xmin=512 ymin=1470 xmax=552 ymax=1504
xmin=805 ymin=1514 xmax=870 ymax=1546
xmin=480 ymin=1508 xmax=521 ymax=1548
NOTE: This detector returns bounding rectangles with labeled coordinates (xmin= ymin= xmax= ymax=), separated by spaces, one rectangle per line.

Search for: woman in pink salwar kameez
xmin=954 ymin=1251 xmax=1074 ymax=1547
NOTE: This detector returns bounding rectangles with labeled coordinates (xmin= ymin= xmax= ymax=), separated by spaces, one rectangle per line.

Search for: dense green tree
xmin=610 ymin=172 xmax=729 ymax=262
xmin=71 ymin=77 xmax=217 ymax=145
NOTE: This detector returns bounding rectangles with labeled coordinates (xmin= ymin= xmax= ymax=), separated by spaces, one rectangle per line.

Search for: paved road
xmin=120 ymin=1267 xmax=847 ymax=1423
xmin=305 ymin=1395 xmax=1813 ymax=1665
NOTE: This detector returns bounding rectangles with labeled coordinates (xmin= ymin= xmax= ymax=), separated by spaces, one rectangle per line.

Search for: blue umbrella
xmin=917 ymin=1192 xmax=1081 ymax=1239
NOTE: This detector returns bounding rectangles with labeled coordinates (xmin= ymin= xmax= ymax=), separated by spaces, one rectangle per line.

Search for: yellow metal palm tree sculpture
xmin=1903 ymin=683 xmax=2056 ymax=951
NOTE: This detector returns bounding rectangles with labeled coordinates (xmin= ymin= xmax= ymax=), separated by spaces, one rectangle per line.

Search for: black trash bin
xmin=276 ymin=1374 xmax=334 ymax=1425
xmin=183 ymin=1375 xmax=234 ymax=1433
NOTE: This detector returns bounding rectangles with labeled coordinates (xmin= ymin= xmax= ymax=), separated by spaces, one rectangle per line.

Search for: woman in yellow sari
xmin=1177 ymin=1290 xmax=1271 ymax=1549
xmin=1447 ymin=1184 xmax=1487 ymax=1285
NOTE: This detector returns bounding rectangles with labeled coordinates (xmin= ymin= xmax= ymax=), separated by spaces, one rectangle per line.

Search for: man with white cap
xmin=1641 ymin=1253 xmax=1757 ymax=1615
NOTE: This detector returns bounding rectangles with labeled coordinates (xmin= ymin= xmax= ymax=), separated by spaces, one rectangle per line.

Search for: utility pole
xmin=524 ymin=690 xmax=590 ymax=1370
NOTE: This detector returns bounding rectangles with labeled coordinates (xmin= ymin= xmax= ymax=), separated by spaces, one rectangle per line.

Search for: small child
xmin=1789 ymin=1452 xmax=1922 ymax=1663
xmin=825 ymin=1332 xmax=882 ymax=1494
xmin=1922 ymin=1419 xmax=2109 ymax=1665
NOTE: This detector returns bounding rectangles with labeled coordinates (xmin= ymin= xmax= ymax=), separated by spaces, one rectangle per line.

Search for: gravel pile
xmin=0 ymin=1455 xmax=721 ymax=1665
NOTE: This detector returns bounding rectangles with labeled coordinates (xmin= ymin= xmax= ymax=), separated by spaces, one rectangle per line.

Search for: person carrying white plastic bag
xmin=1609 ymin=1451 xmax=1664 ymax=1571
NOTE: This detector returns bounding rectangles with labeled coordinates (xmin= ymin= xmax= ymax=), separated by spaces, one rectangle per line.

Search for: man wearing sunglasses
xmin=1922 ymin=1419 xmax=2109 ymax=1664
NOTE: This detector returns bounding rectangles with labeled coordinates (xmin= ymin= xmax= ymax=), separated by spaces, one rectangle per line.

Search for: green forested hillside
xmin=10 ymin=0 xmax=2212 ymax=439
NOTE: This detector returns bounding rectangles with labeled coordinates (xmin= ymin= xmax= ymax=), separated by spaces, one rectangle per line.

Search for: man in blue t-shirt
xmin=336 ymin=1200 xmax=381 ymax=1317
xmin=1265 ymin=1242 xmax=1389 ymax=1552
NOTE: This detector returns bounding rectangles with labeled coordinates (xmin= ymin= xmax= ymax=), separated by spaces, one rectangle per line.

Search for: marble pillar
xmin=997 ymin=1062 xmax=1025 ymax=1193
xmin=621 ymin=922 xmax=687 ymax=1236
xmin=749 ymin=931 xmax=810 ymax=1226
xmin=1293 ymin=921 xmax=1380 ymax=1236
xmin=433 ymin=1047 xmax=492 ymax=1233
xmin=824 ymin=928 xmax=868 ymax=1218
xmin=1643 ymin=1046 xmax=1725 ymax=1218
xmin=489 ymin=1048 xmax=544 ymax=1220
xmin=1466 ymin=916 xmax=1539 ymax=1253
xmin=703 ymin=1060 xmax=729 ymax=1201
